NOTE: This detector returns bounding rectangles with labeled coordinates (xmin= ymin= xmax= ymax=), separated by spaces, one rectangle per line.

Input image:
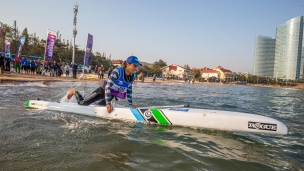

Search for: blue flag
xmin=16 ymin=36 xmax=26 ymax=57
xmin=84 ymin=34 xmax=93 ymax=67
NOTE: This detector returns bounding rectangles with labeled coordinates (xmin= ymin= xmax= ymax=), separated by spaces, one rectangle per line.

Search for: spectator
xmin=100 ymin=65 xmax=104 ymax=79
xmin=54 ymin=61 xmax=59 ymax=76
xmin=0 ymin=54 xmax=4 ymax=72
xmin=14 ymin=55 xmax=21 ymax=73
xmin=43 ymin=60 xmax=49 ymax=72
xmin=99 ymin=68 xmax=104 ymax=79
xmin=153 ymin=74 xmax=156 ymax=82
xmin=30 ymin=60 xmax=36 ymax=75
xmin=62 ymin=61 xmax=66 ymax=68
xmin=141 ymin=72 xmax=145 ymax=82
xmin=72 ymin=62 xmax=78 ymax=79
xmin=65 ymin=64 xmax=70 ymax=76
xmin=134 ymin=70 xmax=138 ymax=82
xmin=57 ymin=62 xmax=62 ymax=77
xmin=20 ymin=56 xmax=27 ymax=74
xmin=26 ymin=58 xmax=30 ymax=74
xmin=49 ymin=61 xmax=55 ymax=77
xmin=94 ymin=65 xmax=98 ymax=74
xmin=108 ymin=67 xmax=113 ymax=78
xmin=88 ymin=65 xmax=92 ymax=74
xmin=36 ymin=65 xmax=42 ymax=75
xmin=36 ymin=59 xmax=42 ymax=75
xmin=5 ymin=55 xmax=11 ymax=71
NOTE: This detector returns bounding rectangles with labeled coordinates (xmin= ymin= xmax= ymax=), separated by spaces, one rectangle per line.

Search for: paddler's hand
xmin=129 ymin=105 xmax=137 ymax=108
xmin=106 ymin=104 xmax=113 ymax=114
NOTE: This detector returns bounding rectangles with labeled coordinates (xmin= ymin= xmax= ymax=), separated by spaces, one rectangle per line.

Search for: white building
xmin=201 ymin=69 xmax=219 ymax=79
xmin=162 ymin=64 xmax=192 ymax=80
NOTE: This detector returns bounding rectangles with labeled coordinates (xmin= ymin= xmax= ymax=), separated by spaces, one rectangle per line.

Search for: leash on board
xmin=49 ymin=91 xmax=71 ymax=101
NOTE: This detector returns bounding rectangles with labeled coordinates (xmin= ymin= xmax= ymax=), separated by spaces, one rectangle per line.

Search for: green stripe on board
xmin=150 ymin=109 xmax=170 ymax=125
xmin=24 ymin=101 xmax=29 ymax=107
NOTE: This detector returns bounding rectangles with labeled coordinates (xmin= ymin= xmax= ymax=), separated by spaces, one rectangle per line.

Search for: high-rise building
xmin=253 ymin=35 xmax=275 ymax=77
xmin=253 ymin=16 xmax=304 ymax=80
xmin=274 ymin=16 xmax=304 ymax=80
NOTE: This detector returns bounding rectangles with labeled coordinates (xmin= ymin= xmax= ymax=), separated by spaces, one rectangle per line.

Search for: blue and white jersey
xmin=109 ymin=67 xmax=134 ymax=99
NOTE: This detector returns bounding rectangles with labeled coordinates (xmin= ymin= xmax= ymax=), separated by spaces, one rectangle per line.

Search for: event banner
xmin=16 ymin=36 xmax=26 ymax=57
xmin=84 ymin=33 xmax=93 ymax=67
xmin=45 ymin=29 xmax=57 ymax=61
xmin=5 ymin=42 xmax=11 ymax=53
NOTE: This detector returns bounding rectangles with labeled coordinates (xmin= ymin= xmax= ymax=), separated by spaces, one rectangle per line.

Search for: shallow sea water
xmin=0 ymin=81 xmax=303 ymax=171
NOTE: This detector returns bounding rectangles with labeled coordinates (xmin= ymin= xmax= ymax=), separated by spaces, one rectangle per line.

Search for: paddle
xmin=139 ymin=104 xmax=189 ymax=109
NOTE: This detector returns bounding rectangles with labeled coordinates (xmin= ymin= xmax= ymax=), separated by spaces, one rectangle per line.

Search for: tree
xmin=138 ymin=65 xmax=152 ymax=76
xmin=93 ymin=51 xmax=111 ymax=70
xmin=184 ymin=64 xmax=190 ymax=70
xmin=192 ymin=68 xmax=201 ymax=79
xmin=0 ymin=23 xmax=12 ymax=52
xmin=150 ymin=59 xmax=167 ymax=76
xmin=0 ymin=21 xmax=114 ymax=68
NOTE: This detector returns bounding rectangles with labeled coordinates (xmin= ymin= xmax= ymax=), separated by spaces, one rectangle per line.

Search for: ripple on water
xmin=0 ymin=82 xmax=303 ymax=170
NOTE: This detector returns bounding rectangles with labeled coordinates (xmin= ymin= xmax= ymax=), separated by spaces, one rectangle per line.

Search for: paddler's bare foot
xmin=67 ymin=88 xmax=76 ymax=100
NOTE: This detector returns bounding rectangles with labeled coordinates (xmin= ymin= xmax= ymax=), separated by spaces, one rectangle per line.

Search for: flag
xmin=5 ymin=42 xmax=10 ymax=53
xmin=45 ymin=29 xmax=56 ymax=61
xmin=16 ymin=36 xmax=26 ymax=58
xmin=84 ymin=33 xmax=93 ymax=67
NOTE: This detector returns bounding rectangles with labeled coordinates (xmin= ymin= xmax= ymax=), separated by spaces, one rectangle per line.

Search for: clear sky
xmin=1 ymin=0 xmax=303 ymax=73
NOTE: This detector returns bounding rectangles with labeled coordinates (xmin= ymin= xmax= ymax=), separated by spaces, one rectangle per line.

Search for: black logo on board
xmin=139 ymin=109 xmax=158 ymax=123
xmin=248 ymin=122 xmax=277 ymax=131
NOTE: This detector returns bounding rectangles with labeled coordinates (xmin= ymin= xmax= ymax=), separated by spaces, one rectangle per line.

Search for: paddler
xmin=67 ymin=55 xmax=141 ymax=114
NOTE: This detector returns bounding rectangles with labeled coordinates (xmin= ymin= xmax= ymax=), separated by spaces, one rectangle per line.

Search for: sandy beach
xmin=1 ymin=71 xmax=304 ymax=90
xmin=0 ymin=72 xmax=176 ymax=83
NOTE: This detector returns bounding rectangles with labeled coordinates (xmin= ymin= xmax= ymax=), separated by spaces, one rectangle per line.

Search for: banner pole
xmin=43 ymin=30 xmax=48 ymax=71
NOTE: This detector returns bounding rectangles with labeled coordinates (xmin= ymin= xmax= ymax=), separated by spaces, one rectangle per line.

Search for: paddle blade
xmin=66 ymin=88 xmax=76 ymax=100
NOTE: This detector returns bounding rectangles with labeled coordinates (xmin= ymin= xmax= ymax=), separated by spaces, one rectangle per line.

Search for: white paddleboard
xmin=25 ymin=100 xmax=288 ymax=135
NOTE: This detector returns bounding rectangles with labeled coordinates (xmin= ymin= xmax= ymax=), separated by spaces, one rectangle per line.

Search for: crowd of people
xmin=0 ymin=54 xmax=11 ymax=73
xmin=0 ymin=54 xmax=79 ymax=78
xmin=0 ymin=54 xmax=116 ymax=81
xmin=2 ymin=54 xmax=150 ymax=84
xmin=92 ymin=65 xmax=114 ymax=80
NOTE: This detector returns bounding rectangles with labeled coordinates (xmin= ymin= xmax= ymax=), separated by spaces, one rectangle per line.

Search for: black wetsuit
xmin=75 ymin=86 xmax=106 ymax=106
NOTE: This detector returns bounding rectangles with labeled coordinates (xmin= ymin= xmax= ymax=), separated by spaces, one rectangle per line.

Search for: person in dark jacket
xmin=21 ymin=56 xmax=28 ymax=74
xmin=72 ymin=62 xmax=78 ymax=79
xmin=5 ymin=55 xmax=11 ymax=71
xmin=108 ymin=67 xmax=113 ymax=78
xmin=0 ymin=54 xmax=4 ymax=72
xmin=49 ymin=61 xmax=55 ymax=77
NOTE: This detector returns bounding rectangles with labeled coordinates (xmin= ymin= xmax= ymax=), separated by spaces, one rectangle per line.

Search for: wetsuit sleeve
xmin=127 ymin=85 xmax=132 ymax=105
xmin=105 ymin=68 xmax=120 ymax=104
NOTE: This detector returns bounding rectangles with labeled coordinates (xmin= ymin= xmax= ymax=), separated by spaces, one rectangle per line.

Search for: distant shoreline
xmin=1 ymin=72 xmax=304 ymax=90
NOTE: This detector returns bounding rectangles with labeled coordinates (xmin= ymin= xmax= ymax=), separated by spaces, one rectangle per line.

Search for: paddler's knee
xmin=94 ymin=86 xmax=105 ymax=95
